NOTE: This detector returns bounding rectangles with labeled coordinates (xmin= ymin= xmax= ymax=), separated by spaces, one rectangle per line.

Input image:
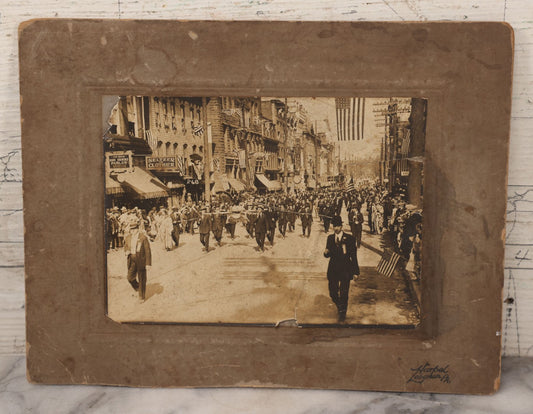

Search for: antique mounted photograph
xmin=21 ymin=19 xmax=511 ymax=393
xmin=104 ymin=95 xmax=426 ymax=327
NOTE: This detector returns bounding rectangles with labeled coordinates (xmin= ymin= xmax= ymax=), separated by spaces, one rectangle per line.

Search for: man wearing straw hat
xmin=123 ymin=218 xmax=152 ymax=302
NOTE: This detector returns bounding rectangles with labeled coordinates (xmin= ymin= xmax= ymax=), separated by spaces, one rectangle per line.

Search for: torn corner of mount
xmin=275 ymin=318 xmax=299 ymax=328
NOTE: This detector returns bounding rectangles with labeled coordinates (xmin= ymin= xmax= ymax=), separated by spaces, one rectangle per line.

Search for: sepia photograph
xmin=103 ymin=95 xmax=426 ymax=327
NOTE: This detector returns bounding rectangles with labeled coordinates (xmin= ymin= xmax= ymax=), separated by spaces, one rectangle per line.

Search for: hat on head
xmin=331 ymin=215 xmax=343 ymax=227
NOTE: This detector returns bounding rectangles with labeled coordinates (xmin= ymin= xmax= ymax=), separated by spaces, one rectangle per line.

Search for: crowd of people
xmin=106 ymin=181 xmax=423 ymax=301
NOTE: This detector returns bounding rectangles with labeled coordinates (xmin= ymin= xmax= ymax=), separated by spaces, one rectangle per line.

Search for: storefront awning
xmin=106 ymin=173 xmax=125 ymax=195
xmin=255 ymin=174 xmax=282 ymax=192
xmin=116 ymin=168 xmax=169 ymax=199
xmin=228 ymin=177 xmax=246 ymax=192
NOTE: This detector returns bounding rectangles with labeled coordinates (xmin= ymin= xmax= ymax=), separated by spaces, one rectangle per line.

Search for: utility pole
xmin=202 ymin=97 xmax=211 ymax=203
xmin=283 ymin=98 xmax=289 ymax=193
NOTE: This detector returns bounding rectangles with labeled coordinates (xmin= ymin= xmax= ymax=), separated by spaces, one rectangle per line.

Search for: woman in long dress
xmin=159 ymin=210 xmax=175 ymax=251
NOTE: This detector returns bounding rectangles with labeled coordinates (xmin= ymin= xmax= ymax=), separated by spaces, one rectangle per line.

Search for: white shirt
xmin=131 ymin=232 xmax=139 ymax=254
xmin=336 ymin=231 xmax=344 ymax=244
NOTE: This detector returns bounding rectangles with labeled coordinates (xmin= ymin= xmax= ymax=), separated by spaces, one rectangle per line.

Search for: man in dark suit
xmin=348 ymin=206 xmax=364 ymax=248
xmin=254 ymin=206 xmax=268 ymax=251
xmin=265 ymin=205 xmax=278 ymax=246
xmin=123 ymin=218 xmax=152 ymax=302
xmin=198 ymin=208 xmax=213 ymax=252
xmin=324 ymin=215 xmax=360 ymax=322
xmin=300 ymin=205 xmax=313 ymax=237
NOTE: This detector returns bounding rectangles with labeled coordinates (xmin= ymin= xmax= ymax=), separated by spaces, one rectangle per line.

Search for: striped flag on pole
xmin=376 ymin=249 xmax=402 ymax=277
xmin=176 ymin=156 xmax=185 ymax=175
xmin=346 ymin=177 xmax=355 ymax=192
xmin=193 ymin=124 xmax=204 ymax=136
xmin=335 ymin=97 xmax=365 ymax=141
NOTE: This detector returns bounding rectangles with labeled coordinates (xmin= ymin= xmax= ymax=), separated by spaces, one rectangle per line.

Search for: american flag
xmin=192 ymin=125 xmax=204 ymax=136
xmin=176 ymin=156 xmax=185 ymax=175
xmin=335 ymin=97 xmax=365 ymax=141
xmin=145 ymin=130 xmax=157 ymax=151
xmin=376 ymin=249 xmax=402 ymax=278
xmin=397 ymin=129 xmax=411 ymax=176
xmin=346 ymin=177 xmax=355 ymax=192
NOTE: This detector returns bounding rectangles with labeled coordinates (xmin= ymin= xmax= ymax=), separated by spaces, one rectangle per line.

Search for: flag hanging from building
xmin=376 ymin=249 xmax=402 ymax=277
xmin=238 ymin=149 xmax=246 ymax=169
xmin=192 ymin=124 xmax=204 ymax=136
xmin=335 ymin=97 xmax=365 ymax=141
xmin=397 ymin=129 xmax=411 ymax=176
xmin=213 ymin=157 xmax=220 ymax=172
xmin=176 ymin=156 xmax=185 ymax=175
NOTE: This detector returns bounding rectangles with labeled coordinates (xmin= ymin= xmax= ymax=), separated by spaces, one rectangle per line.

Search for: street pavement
xmin=107 ymin=207 xmax=420 ymax=327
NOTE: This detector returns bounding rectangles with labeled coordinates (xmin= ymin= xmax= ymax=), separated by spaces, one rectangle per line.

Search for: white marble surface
xmin=0 ymin=356 xmax=531 ymax=413
xmin=1 ymin=0 xmax=533 ymax=412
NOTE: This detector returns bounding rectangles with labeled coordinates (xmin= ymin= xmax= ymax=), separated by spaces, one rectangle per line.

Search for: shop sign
xmin=186 ymin=178 xmax=200 ymax=185
xmin=146 ymin=156 xmax=178 ymax=171
xmin=107 ymin=151 xmax=132 ymax=173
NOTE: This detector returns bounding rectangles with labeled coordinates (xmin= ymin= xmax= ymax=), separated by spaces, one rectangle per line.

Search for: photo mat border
xmin=20 ymin=20 xmax=512 ymax=394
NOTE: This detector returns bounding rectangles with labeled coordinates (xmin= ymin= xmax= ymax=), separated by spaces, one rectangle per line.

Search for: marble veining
xmin=0 ymin=356 xmax=532 ymax=413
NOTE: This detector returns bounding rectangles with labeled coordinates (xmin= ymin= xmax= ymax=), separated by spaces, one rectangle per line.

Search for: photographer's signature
xmin=407 ymin=362 xmax=451 ymax=384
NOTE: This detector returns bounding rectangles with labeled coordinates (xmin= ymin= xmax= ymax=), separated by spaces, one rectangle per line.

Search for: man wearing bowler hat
xmin=123 ymin=218 xmax=152 ymax=302
xmin=324 ymin=215 xmax=360 ymax=322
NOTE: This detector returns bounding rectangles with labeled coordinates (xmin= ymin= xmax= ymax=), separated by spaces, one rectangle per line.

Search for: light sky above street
xmin=291 ymin=97 xmax=411 ymax=161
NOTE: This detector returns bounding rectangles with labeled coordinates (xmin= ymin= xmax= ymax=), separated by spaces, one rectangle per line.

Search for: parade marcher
xmin=244 ymin=204 xmax=257 ymax=238
xmin=323 ymin=215 xmax=359 ymax=322
xmin=211 ymin=207 xmax=226 ymax=246
xmin=198 ymin=208 xmax=213 ymax=252
xmin=287 ymin=204 xmax=296 ymax=232
xmin=124 ymin=218 xmax=152 ymax=302
xmin=170 ymin=207 xmax=181 ymax=248
xmin=254 ymin=206 xmax=268 ymax=251
xmin=266 ymin=205 xmax=278 ymax=246
xmin=226 ymin=204 xmax=241 ymax=239
xmin=300 ymin=205 xmax=313 ymax=237
xmin=278 ymin=206 xmax=288 ymax=238
xmin=188 ymin=203 xmax=199 ymax=235
xmin=349 ymin=206 xmax=364 ymax=248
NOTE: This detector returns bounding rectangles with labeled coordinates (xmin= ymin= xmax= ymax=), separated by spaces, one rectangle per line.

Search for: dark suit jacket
xmin=198 ymin=213 xmax=212 ymax=234
xmin=124 ymin=232 xmax=152 ymax=269
xmin=324 ymin=232 xmax=359 ymax=280
xmin=255 ymin=213 xmax=269 ymax=234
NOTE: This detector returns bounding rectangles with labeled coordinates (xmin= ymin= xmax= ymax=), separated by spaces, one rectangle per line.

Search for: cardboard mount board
xmin=20 ymin=20 xmax=513 ymax=393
